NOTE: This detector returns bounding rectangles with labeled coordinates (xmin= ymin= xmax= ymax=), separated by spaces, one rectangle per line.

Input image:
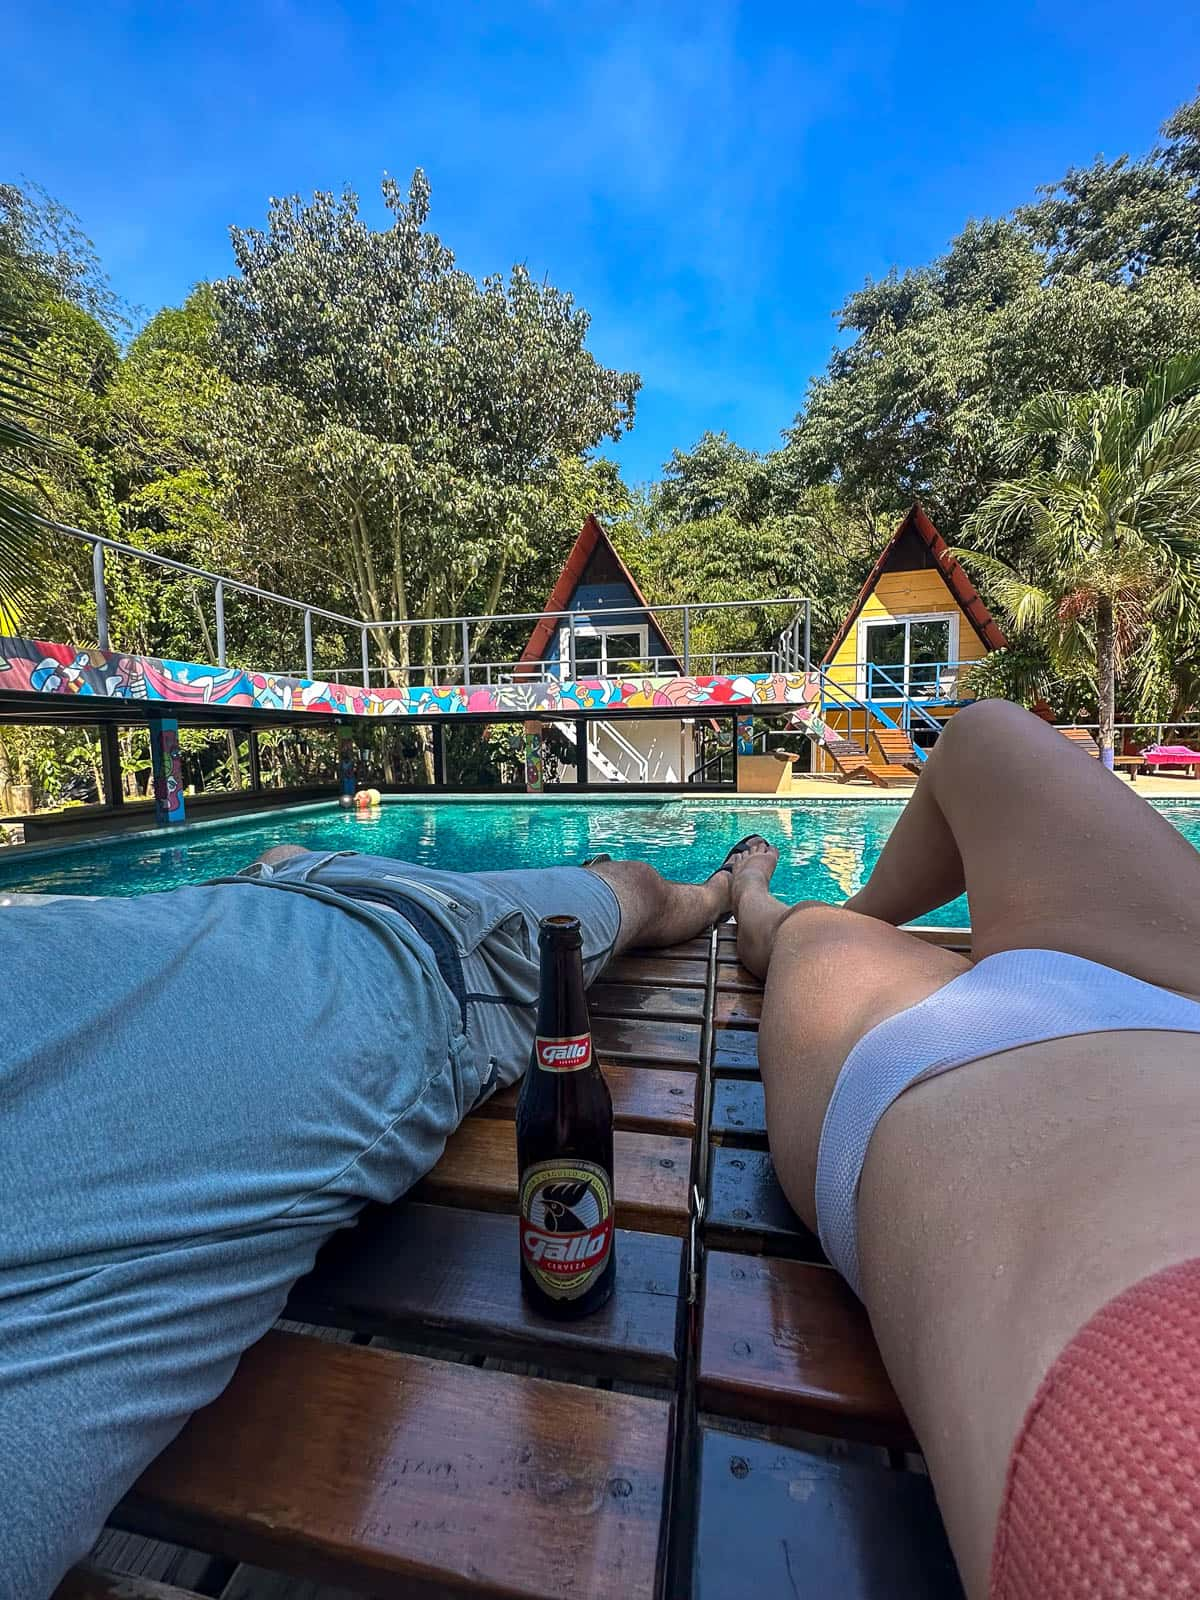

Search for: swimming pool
xmin=4 ymin=797 xmax=1200 ymax=926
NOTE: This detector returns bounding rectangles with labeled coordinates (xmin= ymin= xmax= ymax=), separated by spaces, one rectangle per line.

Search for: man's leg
xmin=586 ymin=857 xmax=729 ymax=954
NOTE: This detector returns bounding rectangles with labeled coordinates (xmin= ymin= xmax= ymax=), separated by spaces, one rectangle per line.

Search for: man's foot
xmin=709 ymin=834 xmax=774 ymax=878
xmin=728 ymin=836 xmax=780 ymax=922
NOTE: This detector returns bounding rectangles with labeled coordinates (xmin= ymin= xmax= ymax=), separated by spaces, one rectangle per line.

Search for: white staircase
xmin=557 ymin=720 xmax=650 ymax=783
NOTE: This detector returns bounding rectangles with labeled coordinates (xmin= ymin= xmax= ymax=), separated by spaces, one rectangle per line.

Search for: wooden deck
xmin=72 ymin=927 xmax=970 ymax=1600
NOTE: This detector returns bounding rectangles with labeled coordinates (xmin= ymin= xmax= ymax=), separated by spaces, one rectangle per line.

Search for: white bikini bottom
xmin=814 ymin=948 xmax=1200 ymax=1298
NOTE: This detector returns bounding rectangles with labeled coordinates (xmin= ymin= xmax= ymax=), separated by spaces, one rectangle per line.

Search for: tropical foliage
xmin=3 ymin=89 xmax=1200 ymax=812
xmin=962 ymin=355 xmax=1200 ymax=758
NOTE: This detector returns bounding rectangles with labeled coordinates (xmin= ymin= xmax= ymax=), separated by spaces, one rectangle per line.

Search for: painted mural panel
xmin=0 ymin=635 xmax=818 ymax=719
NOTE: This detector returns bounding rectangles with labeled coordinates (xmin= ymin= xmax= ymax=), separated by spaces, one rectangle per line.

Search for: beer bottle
xmin=516 ymin=914 xmax=616 ymax=1318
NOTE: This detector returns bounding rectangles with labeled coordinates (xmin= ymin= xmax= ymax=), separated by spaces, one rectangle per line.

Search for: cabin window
xmin=559 ymin=623 xmax=649 ymax=677
xmin=860 ymin=614 xmax=956 ymax=698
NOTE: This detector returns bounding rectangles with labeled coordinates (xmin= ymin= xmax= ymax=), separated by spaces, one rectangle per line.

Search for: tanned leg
xmin=729 ymin=701 xmax=1200 ymax=1595
xmin=587 ymin=858 xmax=730 ymax=954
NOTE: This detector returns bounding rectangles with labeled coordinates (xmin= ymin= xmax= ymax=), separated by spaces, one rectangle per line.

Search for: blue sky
xmin=6 ymin=1 xmax=1198 ymax=482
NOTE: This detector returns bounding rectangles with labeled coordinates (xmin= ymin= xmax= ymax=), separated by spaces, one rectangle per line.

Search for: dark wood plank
xmin=589 ymin=982 xmax=706 ymax=1022
xmin=480 ymin=1064 xmax=696 ymax=1136
xmin=290 ymin=1203 xmax=683 ymax=1383
xmin=905 ymin=926 xmax=972 ymax=952
xmin=710 ymin=1078 xmax=767 ymax=1147
xmin=603 ymin=954 xmax=708 ymax=988
xmin=629 ymin=935 xmax=710 ymax=958
xmin=416 ymin=1118 xmax=692 ymax=1236
xmin=693 ymin=1425 xmax=963 ymax=1600
xmin=55 ymin=1568 xmax=202 ymax=1600
xmin=118 ymin=1333 xmax=671 ymax=1600
xmin=698 ymin=1252 xmax=913 ymax=1446
xmin=592 ymin=1015 xmax=703 ymax=1067
xmin=715 ymin=960 xmax=762 ymax=993
xmin=714 ymin=992 xmax=762 ymax=1027
xmin=716 ymin=926 xmax=738 ymax=946
xmin=705 ymin=1147 xmax=819 ymax=1257
xmin=712 ymin=1028 xmax=759 ymax=1076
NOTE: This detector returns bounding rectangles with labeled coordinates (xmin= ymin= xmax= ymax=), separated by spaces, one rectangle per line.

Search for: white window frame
xmin=856 ymin=611 xmax=959 ymax=699
xmin=558 ymin=620 xmax=650 ymax=678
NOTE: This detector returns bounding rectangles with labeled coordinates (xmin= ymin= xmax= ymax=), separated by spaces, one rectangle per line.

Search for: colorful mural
xmin=523 ymin=720 xmax=545 ymax=794
xmin=0 ymin=636 xmax=828 ymax=720
xmin=149 ymin=720 xmax=185 ymax=824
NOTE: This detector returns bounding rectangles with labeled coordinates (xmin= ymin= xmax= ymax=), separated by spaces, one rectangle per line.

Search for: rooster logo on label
xmin=528 ymin=1180 xmax=601 ymax=1235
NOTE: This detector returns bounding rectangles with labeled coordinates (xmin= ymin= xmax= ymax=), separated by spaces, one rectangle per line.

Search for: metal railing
xmin=46 ymin=523 xmax=815 ymax=689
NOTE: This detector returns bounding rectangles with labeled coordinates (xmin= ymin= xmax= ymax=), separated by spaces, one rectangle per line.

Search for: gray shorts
xmin=239 ymin=849 xmax=624 ymax=1103
xmin=0 ymin=851 xmax=621 ymax=1597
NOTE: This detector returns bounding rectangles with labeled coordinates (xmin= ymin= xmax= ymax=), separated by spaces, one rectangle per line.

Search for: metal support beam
xmin=247 ymin=728 xmax=261 ymax=793
xmin=304 ymin=609 xmax=314 ymax=679
xmin=802 ymin=600 xmax=811 ymax=671
xmin=361 ymin=627 xmax=370 ymax=689
xmin=574 ymin=717 xmax=587 ymax=786
xmin=215 ymin=581 xmax=226 ymax=667
xmin=431 ymin=722 xmax=446 ymax=788
xmin=461 ymin=619 xmax=471 ymax=686
xmin=99 ymin=723 xmax=123 ymax=807
xmin=567 ymin=612 xmax=577 ymax=679
xmin=337 ymin=722 xmax=356 ymax=796
xmin=682 ymin=607 xmax=691 ymax=673
xmin=93 ymin=542 xmax=110 ymax=651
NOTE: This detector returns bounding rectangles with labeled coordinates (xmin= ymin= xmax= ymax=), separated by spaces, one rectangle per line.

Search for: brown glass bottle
xmin=516 ymin=915 xmax=616 ymax=1318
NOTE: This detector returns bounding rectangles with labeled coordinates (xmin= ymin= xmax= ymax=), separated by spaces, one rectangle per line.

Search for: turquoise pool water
xmin=4 ymin=798 xmax=1200 ymax=926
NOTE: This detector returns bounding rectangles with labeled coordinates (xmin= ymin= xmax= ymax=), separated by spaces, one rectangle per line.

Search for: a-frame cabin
xmin=814 ymin=504 xmax=1006 ymax=767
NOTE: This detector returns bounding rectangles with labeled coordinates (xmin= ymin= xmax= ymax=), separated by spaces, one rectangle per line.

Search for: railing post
xmin=683 ymin=606 xmax=691 ymax=674
xmin=361 ymin=627 xmax=370 ymax=689
xmin=803 ymin=599 xmax=811 ymax=670
xmin=460 ymin=619 xmax=471 ymax=686
xmin=304 ymin=609 xmax=314 ymax=679
xmin=92 ymin=542 xmax=110 ymax=651
xmin=567 ymin=612 xmax=577 ymax=679
xmin=215 ymin=580 xmax=226 ymax=667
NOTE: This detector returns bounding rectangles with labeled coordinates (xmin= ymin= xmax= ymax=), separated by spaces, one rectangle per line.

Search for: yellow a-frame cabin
xmin=813 ymin=504 xmax=1006 ymax=771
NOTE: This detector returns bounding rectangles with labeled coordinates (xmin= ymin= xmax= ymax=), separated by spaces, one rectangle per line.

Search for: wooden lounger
xmin=824 ymin=734 xmax=918 ymax=788
xmin=78 ymin=934 xmax=973 ymax=1600
xmin=1059 ymin=726 xmax=1101 ymax=757
xmin=871 ymin=727 xmax=925 ymax=774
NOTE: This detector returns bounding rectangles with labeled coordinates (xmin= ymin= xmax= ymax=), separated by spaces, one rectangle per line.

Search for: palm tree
xmin=962 ymin=353 xmax=1200 ymax=765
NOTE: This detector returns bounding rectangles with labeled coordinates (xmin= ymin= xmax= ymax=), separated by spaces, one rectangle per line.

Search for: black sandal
xmin=709 ymin=834 xmax=773 ymax=877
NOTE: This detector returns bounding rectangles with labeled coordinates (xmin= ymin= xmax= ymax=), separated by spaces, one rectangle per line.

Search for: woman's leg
xmin=846 ymin=699 xmax=1200 ymax=989
xmin=735 ymin=706 xmax=1200 ymax=1594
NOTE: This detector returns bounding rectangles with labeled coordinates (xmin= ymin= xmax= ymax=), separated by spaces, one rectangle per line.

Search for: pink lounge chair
xmin=1139 ymin=744 xmax=1200 ymax=775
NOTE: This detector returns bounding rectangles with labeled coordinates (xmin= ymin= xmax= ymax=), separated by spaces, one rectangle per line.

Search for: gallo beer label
xmin=520 ymin=1159 xmax=613 ymax=1299
xmin=535 ymin=1032 xmax=592 ymax=1072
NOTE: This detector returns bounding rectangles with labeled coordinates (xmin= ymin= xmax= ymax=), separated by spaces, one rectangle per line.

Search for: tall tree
xmin=0 ymin=182 xmax=123 ymax=622
xmin=212 ymin=173 xmax=639 ymax=684
xmin=962 ymin=354 xmax=1200 ymax=764
xmin=789 ymin=93 xmax=1200 ymax=536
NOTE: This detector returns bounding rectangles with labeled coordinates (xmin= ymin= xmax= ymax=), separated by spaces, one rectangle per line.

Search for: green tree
xmin=623 ymin=433 xmax=879 ymax=668
xmin=961 ymin=354 xmax=1200 ymax=764
xmin=789 ymin=92 xmax=1200 ymax=536
xmin=212 ymin=173 xmax=639 ymax=685
xmin=0 ymin=180 xmax=123 ymax=620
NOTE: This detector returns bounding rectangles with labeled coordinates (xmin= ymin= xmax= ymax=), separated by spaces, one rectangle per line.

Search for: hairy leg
xmin=588 ymin=859 xmax=729 ymax=953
